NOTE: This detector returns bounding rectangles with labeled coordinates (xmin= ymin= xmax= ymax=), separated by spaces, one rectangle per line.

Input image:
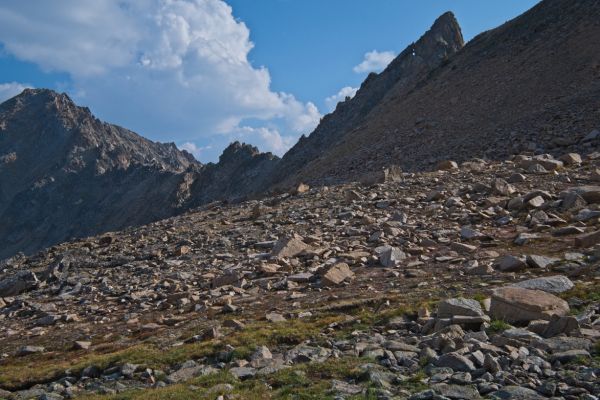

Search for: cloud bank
xmin=325 ymin=86 xmax=358 ymax=112
xmin=0 ymin=82 xmax=31 ymax=103
xmin=0 ymin=0 xmax=321 ymax=160
xmin=353 ymin=50 xmax=396 ymax=73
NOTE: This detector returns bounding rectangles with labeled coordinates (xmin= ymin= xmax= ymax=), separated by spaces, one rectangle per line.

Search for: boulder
xmin=434 ymin=352 xmax=476 ymax=372
xmin=0 ymin=270 xmax=39 ymax=297
xmin=322 ymin=263 xmax=354 ymax=286
xmin=432 ymin=383 xmax=481 ymax=400
xmin=526 ymin=196 xmax=545 ymax=208
xmin=489 ymin=287 xmax=569 ymax=324
xmin=525 ymin=255 xmax=557 ymax=269
xmin=559 ymin=153 xmax=582 ymax=165
xmin=460 ymin=227 xmax=487 ymax=240
xmin=508 ymin=275 xmax=574 ymax=294
xmin=550 ymin=349 xmax=590 ymax=363
xmin=360 ymin=165 xmax=402 ymax=185
xmin=166 ymin=361 xmax=216 ymax=383
xmin=570 ymin=186 xmax=600 ymax=203
xmin=266 ymin=312 xmax=286 ymax=322
xmin=561 ymin=191 xmax=586 ymax=211
xmin=495 ymin=255 xmax=527 ymax=272
xmin=492 ymin=178 xmax=515 ymax=196
xmin=437 ymin=160 xmax=459 ymax=171
xmin=541 ymin=315 xmax=579 ymax=338
xmin=378 ymin=246 xmax=407 ymax=267
xmin=74 ymin=341 xmax=92 ymax=350
xmin=490 ymin=386 xmax=546 ymax=400
xmin=212 ymin=271 xmax=242 ymax=288
xmin=294 ymin=183 xmax=310 ymax=194
xmin=229 ymin=366 xmax=257 ymax=380
xmin=575 ymin=229 xmax=600 ymax=248
xmin=271 ymin=236 xmax=309 ymax=258
xmin=16 ymin=346 xmax=45 ymax=356
xmin=437 ymin=298 xmax=484 ymax=318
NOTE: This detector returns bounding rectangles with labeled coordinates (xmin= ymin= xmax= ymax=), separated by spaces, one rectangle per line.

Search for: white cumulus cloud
xmin=325 ymin=86 xmax=358 ymax=112
xmin=231 ymin=126 xmax=295 ymax=156
xmin=0 ymin=0 xmax=321 ymax=161
xmin=0 ymin=82 xmax=31 ymax=103
xmin=178 ymin=141 xmax=212 ymax=159
xmin=353 ymin=50 xmax=396 ymax=74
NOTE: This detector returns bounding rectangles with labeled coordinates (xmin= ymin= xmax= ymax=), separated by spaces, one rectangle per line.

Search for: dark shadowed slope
xmin=0 ymin=90 xmax=276 ymax=259
xmin=264 ymin=0 xmax=600 ymax=188
xmin=263 ymin=11 xmax=465 ymax=189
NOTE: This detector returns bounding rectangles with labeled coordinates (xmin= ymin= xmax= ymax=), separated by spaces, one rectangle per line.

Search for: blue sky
xmin=0 ymin=0 xmax=539 ymax=162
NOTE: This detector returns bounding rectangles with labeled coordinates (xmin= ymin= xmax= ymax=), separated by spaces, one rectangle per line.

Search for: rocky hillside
xmin=0 ymin=90 xmax=277 ymax=260
xmin=265 ymin=0 xmax=600 ymax=188
xmin=0 ymin=150 xmax=598 ymax=399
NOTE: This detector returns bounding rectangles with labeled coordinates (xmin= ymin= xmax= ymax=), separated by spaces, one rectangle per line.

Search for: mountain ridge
xmin=0 ymin=89 xmax=275 ymax=259
xmin=2 ymin=0 xmax=600 ymax=259
xmin=267 ymin=0 xmax=600 ymax=186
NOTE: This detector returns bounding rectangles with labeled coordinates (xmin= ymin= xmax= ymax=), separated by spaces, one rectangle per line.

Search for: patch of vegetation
xmin=486 ymin=319 xmax=511 ymax=334
xmin=78 ymin=358 xmax=374 ymax=400
xmin=471 ymin=292 xmax=488 ymax=305
xmin=0 ymin=314 xmax=345 ymax=391
xmin=560 ymin=283 xmax=600 ymax=313
xmin=397 ymin=369 xmax=427 ymax=393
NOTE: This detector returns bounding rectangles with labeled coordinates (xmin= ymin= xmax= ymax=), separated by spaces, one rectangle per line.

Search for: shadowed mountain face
xmin=261 ymin=11 xmax=464 ymax=189
xmin=0 ymin=89 xmax=198 ymax=259
xmin=0 ymin=90 xmax=277 ymax=259
xmin=262 ymin=0 xmax=600 ymax=188
xmin=2 ymin=0 xmax=600 ymax=259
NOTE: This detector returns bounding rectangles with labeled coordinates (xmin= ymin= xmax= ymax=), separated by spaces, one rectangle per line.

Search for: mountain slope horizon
xmin=265 ymin=0 xmax=600 ymax=187
xmin=2 ymin=0 xmax=599 ymax=260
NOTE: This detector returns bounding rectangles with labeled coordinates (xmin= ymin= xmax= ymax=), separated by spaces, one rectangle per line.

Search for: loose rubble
xmin=0 ymin=152 xmax=598 ymax=399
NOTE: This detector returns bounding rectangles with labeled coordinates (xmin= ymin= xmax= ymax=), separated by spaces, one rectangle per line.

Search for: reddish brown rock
xmin=489 ymin=287 xmax=569 ymax=324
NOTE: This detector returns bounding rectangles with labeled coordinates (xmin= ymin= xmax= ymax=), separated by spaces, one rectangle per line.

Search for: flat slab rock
xmin=432 ymin=383 xmax=481 ymax=400
xmin=437 ymin=297 xmax=484 ymax=318
xmin=490 ymin=386 xmax=546 ymax=400
xmin=434 ymin=352 xmax=476 ymax=372
xmin=489 ymin=287 xmax=569 ymax=324
xmin=322 ymin=263 xmax=354 ymax=286
xmin=271 ymin=237 xmax=309 ymax=258
xmin=508 ymin=275 xmax=574 ymax=294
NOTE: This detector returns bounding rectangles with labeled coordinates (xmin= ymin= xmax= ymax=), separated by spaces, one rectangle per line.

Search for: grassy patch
xmin=78 ymin=358 xmax=372 ymax=400
xmin=486 ymin=319 xmax=512 ymax=334
xmin=397 ymin=369 xmax=427 ymax=393
xmin=560 ymin=283 xmax=600 ymax=313
xmin=0 ymin=314 xmax=344 ymax=391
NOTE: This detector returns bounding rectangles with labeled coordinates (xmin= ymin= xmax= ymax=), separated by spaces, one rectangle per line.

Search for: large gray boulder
xmin=508 ymin=275 xmax=574 ymax=294
xmin=437 ymin=298 xmax=484 ymax=318
xmin=0 ymin=270 xmax=39 ymax=297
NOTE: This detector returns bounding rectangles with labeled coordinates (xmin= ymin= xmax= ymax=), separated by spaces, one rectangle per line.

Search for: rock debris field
xmin=0 ymin=152 xmax=599 ymax=400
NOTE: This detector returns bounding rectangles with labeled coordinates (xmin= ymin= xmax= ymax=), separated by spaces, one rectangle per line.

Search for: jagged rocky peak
xmin=218 ymin=141 xmax=277 ymax=165
xmin=358 ymin=10 xmax=464 ymax=97
xmin=1 ymin=88 xmax=90 ymax=124
xmin=424 ymin=11 xmax=464 ymax=55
